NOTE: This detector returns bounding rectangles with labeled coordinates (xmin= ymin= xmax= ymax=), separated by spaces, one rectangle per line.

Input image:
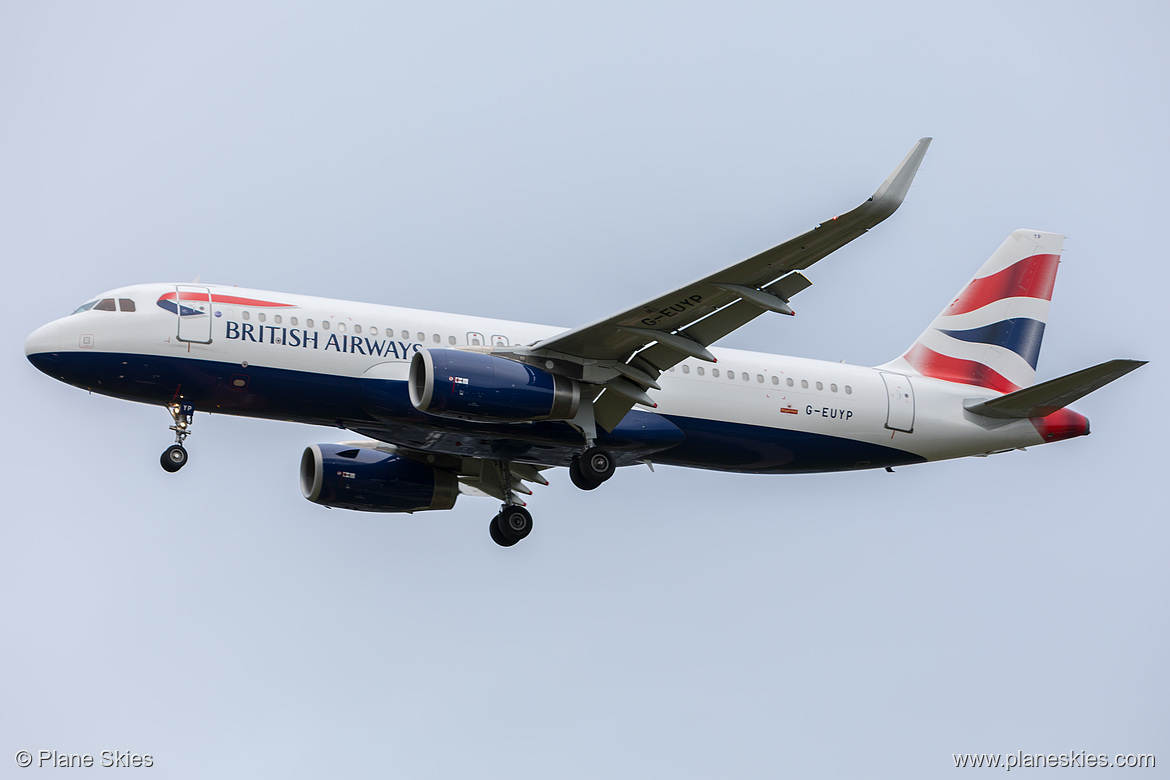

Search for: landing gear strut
xmin=160 ymin=401 xmax=194 ymax=473
xmin=490 ymin=504 xmax=532 ymax=547
xmin=569 ymin=446 xmax=615 ymax=491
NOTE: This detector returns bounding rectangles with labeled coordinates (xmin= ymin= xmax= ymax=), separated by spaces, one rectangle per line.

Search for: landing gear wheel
xmin=569 ymin=457 xmax=601 ymax=490
xmin=577 ymin=446 xmax=615 ymax=485
xmin=160 ymin=444 xmax=188 ymax=473
xmin=491 ymin=505 xmax=532 ymax=546
xmin=489 ymin=516 xmax=516 ymax=547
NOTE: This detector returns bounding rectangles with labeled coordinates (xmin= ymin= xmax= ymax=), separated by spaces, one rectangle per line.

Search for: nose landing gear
xmin=160 ymin=402 xmax=194 ymax=473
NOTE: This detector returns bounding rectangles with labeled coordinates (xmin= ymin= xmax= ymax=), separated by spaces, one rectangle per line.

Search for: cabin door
xmin=880 ymin=372 xmax=915 ymax=433
xmin=175 ymin=285 xmax=213 ymax=344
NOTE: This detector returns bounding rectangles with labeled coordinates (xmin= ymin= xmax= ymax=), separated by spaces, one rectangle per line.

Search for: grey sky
xmin=2 ymin=2 xmax=1166 ymax=777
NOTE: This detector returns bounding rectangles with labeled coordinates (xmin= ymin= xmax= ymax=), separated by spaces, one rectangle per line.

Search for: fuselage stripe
xmin=157 ymin=291 xmax=296 ymax=308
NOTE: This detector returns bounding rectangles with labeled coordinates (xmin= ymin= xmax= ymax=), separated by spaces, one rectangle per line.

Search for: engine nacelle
xmin=300 ymin=443 xmax=459 ymax=512
xmin=409 ymin=349 xmax=580 ymax=422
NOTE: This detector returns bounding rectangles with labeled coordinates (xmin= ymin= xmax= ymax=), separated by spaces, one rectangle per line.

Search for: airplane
xmin=24 ymin=138 xmax=1145 ymax=547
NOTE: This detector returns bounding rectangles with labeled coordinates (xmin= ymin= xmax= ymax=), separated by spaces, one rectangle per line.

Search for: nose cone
xmin=25 ymin=320 xmax=69 ymax=375
xmin=1031 ymin=407 xmax=1090 ymax=442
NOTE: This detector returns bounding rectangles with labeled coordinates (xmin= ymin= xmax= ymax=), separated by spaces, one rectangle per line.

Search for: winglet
xmin=865 ymin=137 xmax=932 ymax=221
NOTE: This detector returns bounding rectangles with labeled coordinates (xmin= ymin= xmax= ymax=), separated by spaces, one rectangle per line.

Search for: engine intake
xmin=300 ymin=443 xmax=459 ymax=512
xmin=409 ymin=349 xmax=580 ymax=422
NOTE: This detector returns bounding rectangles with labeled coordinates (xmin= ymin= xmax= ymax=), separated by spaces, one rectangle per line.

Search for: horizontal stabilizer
xmin=964 ymin=359 xmax=1146 ymax=419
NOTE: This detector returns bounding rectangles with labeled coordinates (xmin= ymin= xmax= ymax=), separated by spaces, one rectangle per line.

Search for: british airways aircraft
xmin=24 ymin=139 xmax=1144 ymax=546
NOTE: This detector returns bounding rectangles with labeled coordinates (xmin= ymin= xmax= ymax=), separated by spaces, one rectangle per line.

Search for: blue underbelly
xmin=27 ymin=350 xmax=924 ymax=473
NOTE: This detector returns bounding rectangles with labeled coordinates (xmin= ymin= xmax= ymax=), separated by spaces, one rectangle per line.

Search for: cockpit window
xmin=118 ymin=298 xmax=136 ymax=312
xmin=71 ymin=300 xmax=98 ymax=315
xmin=93 ymin=298 xmax=116 ymax=311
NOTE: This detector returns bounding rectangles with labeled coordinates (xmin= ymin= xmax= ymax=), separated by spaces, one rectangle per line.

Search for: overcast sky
xmin=2 ymin=2 xmax=1167 ymax=777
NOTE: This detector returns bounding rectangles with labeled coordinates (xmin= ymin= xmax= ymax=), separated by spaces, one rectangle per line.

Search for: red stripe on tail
xmin=946 ymin=254 xmax=1059 ymax=315
xmin=903 ymin=343 xmax=1020 ymax=393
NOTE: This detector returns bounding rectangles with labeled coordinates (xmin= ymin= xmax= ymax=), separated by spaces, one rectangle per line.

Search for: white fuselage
xmin=25 ymin=282 xmax=1065 ymax=474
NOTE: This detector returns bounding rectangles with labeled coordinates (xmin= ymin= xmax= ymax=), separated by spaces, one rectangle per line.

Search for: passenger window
xmin=118 ymin=298 xmax=136 ymax=312
xmin=712 ymin=368 xmax=720 ymax=378
xmin=354 ymin=324 xmax=362 ymax=335
xmin=757 ymin=374 xmax=764 ymax=383
xmin=338 ymin=322 xmax=346 ymax=332
xmin=94 ymin=298 xmax=116 ymax=311
xmin=727 ymin=372 xmax=734 ymax=381
xmin=242 ymin=311 xmax=251 ymax=321
xmin=259 ymin=312 xmax=267 ymax=323
xmin=417 ymin=332 xmax=424 ymax=341
xmin=771 ymin=376 xmax=779 ymax=385
xmin=831 ymin=383 xmax=838 ymax=392
xmin=306 ymin=318 xmax=314 ymax=328
xmin=323 ymin=321 xmax=331 ymax=330
xmin=682 ymin=365 xmax=690 ymax=374
xmin=816 ymin=381 xmax=823 ymax=391
xmin=801 ymin=379 xmax=809 ymax=389
xmin=401 ymin=330 xmax=410 ymax=339
xmin=742 ymin=372 xmax=749 ymax=382
xmin=291 ymin=317 xmax=299 ymax=326
xmin=845 ymin=385 xmax=853 ymax=395
xmin=370 ymin=326 xmax=378 ymax=336
xmin=448 ymin=336 xmax=456 ymax=345
xmin=433 ymin=334 xmax=440 ymax=343
xmin=697 ymin=367 xmax=705 ymax=376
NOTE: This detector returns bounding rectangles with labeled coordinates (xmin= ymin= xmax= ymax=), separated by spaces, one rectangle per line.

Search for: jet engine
xmin=409 ymin=349 xmax=580 ymax=422
xmin=300 ymin=443 xmax=459 ymax=512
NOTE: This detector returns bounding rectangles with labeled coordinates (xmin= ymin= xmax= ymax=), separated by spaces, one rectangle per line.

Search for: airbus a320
xmin=25 ymin=139 xmax=1144 ymax=546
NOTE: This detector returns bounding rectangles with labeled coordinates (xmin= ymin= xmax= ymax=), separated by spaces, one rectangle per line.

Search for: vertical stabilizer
xmin=881 ymin=230 xmax=1063 ymax=392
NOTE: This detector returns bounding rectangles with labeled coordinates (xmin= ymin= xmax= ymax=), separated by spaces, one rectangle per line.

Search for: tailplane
xmin=881 ymin=230 xmax=1063 ymax=392
xmin=964 ymin=359 xmax=1146 ymax=418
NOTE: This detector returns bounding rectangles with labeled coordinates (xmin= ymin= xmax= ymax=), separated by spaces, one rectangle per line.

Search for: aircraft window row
xmin=73 ymin=298 xmax=137 ymax=314
xmin=784 ymin=376 xmax=851 ymax=394
xmin=235 ymin=310 xmax=493 ymax=347
xmin=675 ymin=361 xmax=852 ymax=394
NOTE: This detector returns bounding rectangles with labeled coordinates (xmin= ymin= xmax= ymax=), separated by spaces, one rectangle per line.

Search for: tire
xmin=489 ymin=515 xmax=518 ymax=547
xmin=569 ymin=457 xmax=601 ymax=490
xmin=161 ymin=445 xmax=188 ymax=473
xmin=577 ymin=446 xmax=615 ymax=485
xmin=493 ymin=506 xmax=532 ymax=545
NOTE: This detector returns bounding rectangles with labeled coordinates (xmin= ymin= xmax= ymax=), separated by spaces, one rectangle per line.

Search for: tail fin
xmin=881 ymin=230 xmax=1063 ymax=392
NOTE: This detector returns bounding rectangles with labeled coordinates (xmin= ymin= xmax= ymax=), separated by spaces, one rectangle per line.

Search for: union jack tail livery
xmin=884 ymin=230 xmax=1063 ymax=393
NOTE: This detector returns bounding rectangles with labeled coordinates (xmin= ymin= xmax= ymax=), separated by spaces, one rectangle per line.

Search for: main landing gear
xmin=160 ymin=401 xmax=194 ymax=473
xmin=489 ymin=504 xmax=533 ymax=547
xmin=568 ymin=446 xmax=615 ymax=491
xmin=484 ymin=447 xmax=614 ymax=547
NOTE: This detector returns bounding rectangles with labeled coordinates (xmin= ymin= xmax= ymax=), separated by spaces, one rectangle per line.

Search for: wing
xmin=499 ymin=138 xmax=932 ymax=431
